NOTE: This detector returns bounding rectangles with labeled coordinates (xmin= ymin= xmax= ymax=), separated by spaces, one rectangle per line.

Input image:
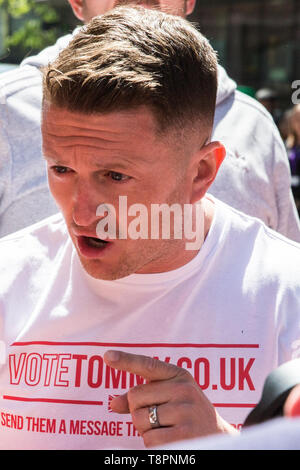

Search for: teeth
xmin=86 ymin=237 xmax=107 ymax=248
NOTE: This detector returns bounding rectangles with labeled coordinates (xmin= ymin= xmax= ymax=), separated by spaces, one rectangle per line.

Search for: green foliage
xmin=0 ymin=0 xmax=31 ymax=17
xmin=0 ymin=0 xmax=61 ymax=54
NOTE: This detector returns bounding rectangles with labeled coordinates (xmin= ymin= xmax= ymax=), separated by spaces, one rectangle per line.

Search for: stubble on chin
xmin=77 ymin=237 xmax=184 ymax=280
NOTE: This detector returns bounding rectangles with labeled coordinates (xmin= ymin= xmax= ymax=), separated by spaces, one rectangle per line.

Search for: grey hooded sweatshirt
xmin=0 ymin=31 xmax=299 ymax=240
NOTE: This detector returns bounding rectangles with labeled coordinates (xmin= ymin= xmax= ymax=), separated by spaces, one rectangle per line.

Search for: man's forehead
xmin=42 ymin=103 xmax=159 ymax=138
xmin=41 ymin=103 xmax=179 ymax=170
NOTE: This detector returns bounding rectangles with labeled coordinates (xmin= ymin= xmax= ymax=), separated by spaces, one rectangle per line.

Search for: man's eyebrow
xmin=43 ymin=153 xmax=62 ymax=163
xmin=42 ymin=153 xmax=145 ymax=170
xmin=93 ymin=159 xmax=142 ymax=170
xmin=43 ymin=153 xmax=56 ymax=161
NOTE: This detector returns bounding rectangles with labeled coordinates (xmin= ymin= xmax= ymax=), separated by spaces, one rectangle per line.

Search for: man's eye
xmin=107 ymin=171 xmax=130 ymax=182
xmin=51 ymin=166 xmax=70 ymax=174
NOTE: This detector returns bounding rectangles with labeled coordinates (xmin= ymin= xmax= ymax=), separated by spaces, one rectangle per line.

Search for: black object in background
xmin=243 ymin=358 xmax=300 ymax=427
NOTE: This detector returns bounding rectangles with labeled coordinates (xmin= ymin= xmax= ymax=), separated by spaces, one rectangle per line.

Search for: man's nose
xmin=72 ymin=181 xmax=101 ymax=228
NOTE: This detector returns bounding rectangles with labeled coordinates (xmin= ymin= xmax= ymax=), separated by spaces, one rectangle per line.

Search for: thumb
xmin=110 ymin=392 xmax=130 ymax=414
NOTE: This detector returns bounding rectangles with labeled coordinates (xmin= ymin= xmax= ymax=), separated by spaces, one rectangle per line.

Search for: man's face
xmin=42 ymin=105 xmax=197 ymax=280
xmin=75 ymin=0 xmax=193 ymax=21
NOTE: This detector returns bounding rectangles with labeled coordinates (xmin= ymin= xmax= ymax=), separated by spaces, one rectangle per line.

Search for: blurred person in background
xmin=0 ymin=0 xmax=299 ymax=240
xmin=286 ymin=104 xmax=300 ymax=177
xmin=286 ymin=104 xmax=300 ymax=213
xmin=255 ymin=87 xmax=281 ymax=125
xmin=278 ymin=108 xmax=292 ymax=142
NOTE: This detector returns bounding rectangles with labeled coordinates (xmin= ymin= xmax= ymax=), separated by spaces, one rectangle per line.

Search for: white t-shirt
xmin=0 ymin=196 xmax=300 ymax=449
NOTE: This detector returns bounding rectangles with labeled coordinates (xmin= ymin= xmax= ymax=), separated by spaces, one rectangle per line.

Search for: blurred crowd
xmin=256 ymin=88 xmax=300 ymax=215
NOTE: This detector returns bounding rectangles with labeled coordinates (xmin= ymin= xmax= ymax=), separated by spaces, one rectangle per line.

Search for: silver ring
xmin=148 ymin=405 xmax=160 ymax=428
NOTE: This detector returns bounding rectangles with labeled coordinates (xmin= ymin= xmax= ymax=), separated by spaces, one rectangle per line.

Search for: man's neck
xmin=135 ymin=196 xmax=214 ymax=274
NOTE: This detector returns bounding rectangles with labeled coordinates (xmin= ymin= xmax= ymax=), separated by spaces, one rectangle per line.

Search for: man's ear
xmin=68 ymin=0 xmax=85 ymax=21
xmin=186 ymin=0 xmax=197 ymax=16
xmin=190 ymin=141 xmax=226 ymax=204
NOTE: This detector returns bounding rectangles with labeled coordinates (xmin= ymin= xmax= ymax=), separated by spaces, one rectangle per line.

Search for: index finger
xmin=104 ymin=350 xmax=186 ymax=382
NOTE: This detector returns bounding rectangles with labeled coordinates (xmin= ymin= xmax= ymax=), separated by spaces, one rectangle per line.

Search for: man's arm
xmin=0 ymin=68 xmax=58 ymax=237
xmin=0 ymin=96 xmax=13 ymax=235
xmin=104 ymin=350 xmax=237 ymax=448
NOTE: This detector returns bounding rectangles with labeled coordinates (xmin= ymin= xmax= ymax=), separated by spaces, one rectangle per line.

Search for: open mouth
xmin=84 ymin=236 xmax=109 ymax=248
xmin=76 ymin=235 xmax=112 ymax=258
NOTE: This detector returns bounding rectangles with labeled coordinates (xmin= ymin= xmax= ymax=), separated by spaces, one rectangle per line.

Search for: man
xmin=0 ymin=0 xmax=299 ymax=240
xmin=0 ymin=7 xmax=300 ymax=450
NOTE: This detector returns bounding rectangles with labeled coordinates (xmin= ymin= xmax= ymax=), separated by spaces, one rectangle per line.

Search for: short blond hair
xmin=43 ymin=6 xmax=218 ymax=134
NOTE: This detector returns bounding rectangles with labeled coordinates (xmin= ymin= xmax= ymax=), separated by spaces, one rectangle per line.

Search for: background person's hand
xmin=104 ymin=350 xmax=237 ymax=447
xmin=284 ymin=384 xmax=300 ymax=417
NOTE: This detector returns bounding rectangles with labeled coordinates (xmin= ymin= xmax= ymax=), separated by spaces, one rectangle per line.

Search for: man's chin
xmin=78 ymin=255 xmax=134 ymax=281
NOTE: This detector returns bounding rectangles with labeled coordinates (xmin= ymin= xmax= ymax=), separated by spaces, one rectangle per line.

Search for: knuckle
xmin=143 ymin=431 xmax=156 ymax=448
xmin=174 ymin=381 xmax=199 ymax=400
xmin=174 ymin=367 xmax=194 ymax=385
xmin=127 ymin=386 xmax=139 ymax=405
xmin=178 ymin=367 xmax=194 ymax=381
xmin=176 ymin=422 xmax=195 ymax=440
xmin=127 ymin=383 xmax=148 ymax=402
xmin=189 ymin=382 xmax=203 ymax=398
xmin=175 ymin=402 xmax=198 ymax=421
xmin=144 ymin=356 xmax=160 ymax=373
xmin=131 ymin=408 xmax=142 ymax=428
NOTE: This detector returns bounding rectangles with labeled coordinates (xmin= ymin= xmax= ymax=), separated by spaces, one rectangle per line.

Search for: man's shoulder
xmin=0 ymin=213 xmax=68 ymax=266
